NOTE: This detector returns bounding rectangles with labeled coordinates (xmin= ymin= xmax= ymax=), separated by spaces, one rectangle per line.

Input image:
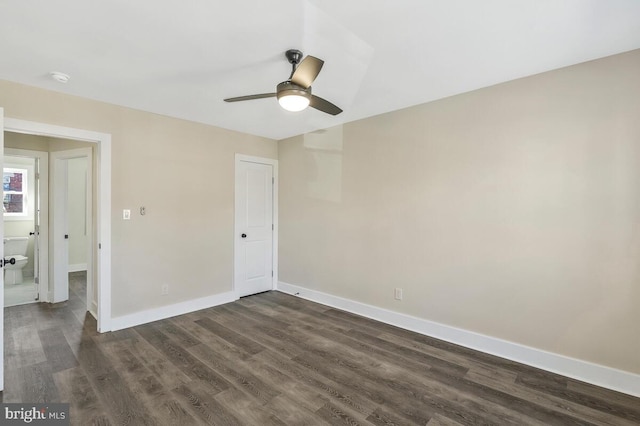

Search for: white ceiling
xmin=1 ymin=0 xmax=639 ymax=140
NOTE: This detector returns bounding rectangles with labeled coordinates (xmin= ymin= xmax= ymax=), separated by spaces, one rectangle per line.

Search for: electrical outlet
xmin=394 ymin=288 xmax=403 ymax=300
xmin=161 ymin=284 xmax=169 ymax=295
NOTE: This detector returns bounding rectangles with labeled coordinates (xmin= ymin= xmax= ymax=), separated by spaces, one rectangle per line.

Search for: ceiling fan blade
xmin=310 ymin=95 xmax=343 ymax=115
xmin=224 ymin=93 xmax=276 ymax=102
xmin=291 ymin=56 xmax=324 ymax=89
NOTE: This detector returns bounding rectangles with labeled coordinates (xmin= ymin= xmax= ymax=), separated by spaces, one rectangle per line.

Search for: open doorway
xmin=1 ymin=116 xmax=112 ymax=392
xmin=3 ymin=133 xmax=94 ymax=312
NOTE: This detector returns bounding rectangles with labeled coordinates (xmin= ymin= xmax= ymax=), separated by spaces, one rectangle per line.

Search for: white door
xmin=0 ymin=107 xmax=5 ymax=391
xmin=3 ymin=149 xmax=48 ymax=303
xmin=51 ymin=155 xmax=70 ymax=302
xmin=235 ymin=158 xmax=274 ymax=297
xmin=51 ymin=148 xmax=92 ymax=305
xmin=33 ymin=156 xmax=41 ymax=300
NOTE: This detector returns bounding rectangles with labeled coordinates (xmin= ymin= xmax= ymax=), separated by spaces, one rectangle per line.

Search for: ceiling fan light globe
xmin=276 ymin=81 xmax=312 ymax=112
xmin=278 ymin=94 xmax=310 ymax=112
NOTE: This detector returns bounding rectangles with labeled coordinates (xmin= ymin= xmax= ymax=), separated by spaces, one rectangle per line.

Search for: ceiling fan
xmin=224 ymin=49 xmax=343 ymax=115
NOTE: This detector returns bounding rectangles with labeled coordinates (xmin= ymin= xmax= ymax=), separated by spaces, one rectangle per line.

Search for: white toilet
xmin=4 ymin=237 xmax=29 ymax=285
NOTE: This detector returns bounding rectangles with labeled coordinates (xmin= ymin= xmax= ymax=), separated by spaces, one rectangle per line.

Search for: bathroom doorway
xmin=3 ymin=148 xmax=48 ymax=307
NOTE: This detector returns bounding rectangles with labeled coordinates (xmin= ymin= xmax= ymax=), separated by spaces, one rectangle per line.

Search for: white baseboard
xmin=111 ymin=291 xmax=237 ymax=331
xmin=68 ymin=263 xmax=87 ymax=272
xmin=277 ymin=281 xmax=640 ymax=398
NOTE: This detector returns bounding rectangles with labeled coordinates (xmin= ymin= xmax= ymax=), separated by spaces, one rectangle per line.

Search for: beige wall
xmin=1 ymin=81 xmax=278 ymax=317
xmin=279 ymin=49 xmax=640 ymax=374
xmin=5 ymin=132 xmax=48 ymax=151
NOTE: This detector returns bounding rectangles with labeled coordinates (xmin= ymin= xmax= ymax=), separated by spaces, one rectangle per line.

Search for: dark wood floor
xmin=3 ymin=274 xmax=639 ymax=425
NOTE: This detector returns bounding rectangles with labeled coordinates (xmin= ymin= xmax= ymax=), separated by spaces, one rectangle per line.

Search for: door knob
xmin=3 ymin=257 xmax=16 ymax=266
xmin=241 ymin=233 xmax=247 ymax=238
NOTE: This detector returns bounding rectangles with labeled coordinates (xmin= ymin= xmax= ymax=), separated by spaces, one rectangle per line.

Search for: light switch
xmin=123 ymin=209 xmax=131 ymax=220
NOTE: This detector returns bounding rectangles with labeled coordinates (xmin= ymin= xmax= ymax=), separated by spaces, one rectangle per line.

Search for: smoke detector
xmin=50 ymin=72 xmax=70 ymax=83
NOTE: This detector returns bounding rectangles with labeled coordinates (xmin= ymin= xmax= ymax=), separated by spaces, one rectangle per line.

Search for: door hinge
xmin=35 ymin=173 xmax=40 ymax=179
xmin=99 ymin=243 xmax=102 ymax=249
xmin=272 ymin=177 xmax=274 ymax=184
xmin=271 ymin=270 xmax=273 ymax=277
xmin=272 ymin=224 xmax=274 ymax=230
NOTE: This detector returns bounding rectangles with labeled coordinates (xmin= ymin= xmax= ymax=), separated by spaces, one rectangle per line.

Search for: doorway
xmin=1 ymin=117 xmax=112 ymax=332
xmin=0 ymin=115 xmax=112 ymax=391
xmin=3 ymin=136 xmax=94 ymax=309
xmin=234 ymin=154 xmax=278 ymax=297
xmin=3 ymin=148 xmax=49 ymax=307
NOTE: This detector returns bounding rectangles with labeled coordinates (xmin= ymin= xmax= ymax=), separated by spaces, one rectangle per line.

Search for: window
xmin=3 ymin=168 xmax=28 ymax=216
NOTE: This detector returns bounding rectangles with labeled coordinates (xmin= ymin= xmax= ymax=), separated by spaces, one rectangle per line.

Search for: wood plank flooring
xmin=3 ymin=272 xmax=639 ymax=425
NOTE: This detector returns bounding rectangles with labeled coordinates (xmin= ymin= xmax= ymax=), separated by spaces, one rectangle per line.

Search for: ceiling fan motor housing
xmin=277 ymin=81 xmax=311 ymax=99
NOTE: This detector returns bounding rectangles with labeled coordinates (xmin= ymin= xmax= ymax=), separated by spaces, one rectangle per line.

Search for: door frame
xmin=0 ymin=108 xmax=4 ymax=391
xmin=234 ymin=154 xmax=278 ymax=298
xmin=51 ymin=148 xmax=93 ymax=311
xmin=3 ymin=118 xmax=112 ymax=332
xmin=4 ymin=148 xmax=49 ymax=303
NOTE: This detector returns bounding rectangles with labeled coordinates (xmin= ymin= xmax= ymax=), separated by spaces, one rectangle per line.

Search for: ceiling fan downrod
xmin=285 ymin=49 xmax=303 ymax=78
